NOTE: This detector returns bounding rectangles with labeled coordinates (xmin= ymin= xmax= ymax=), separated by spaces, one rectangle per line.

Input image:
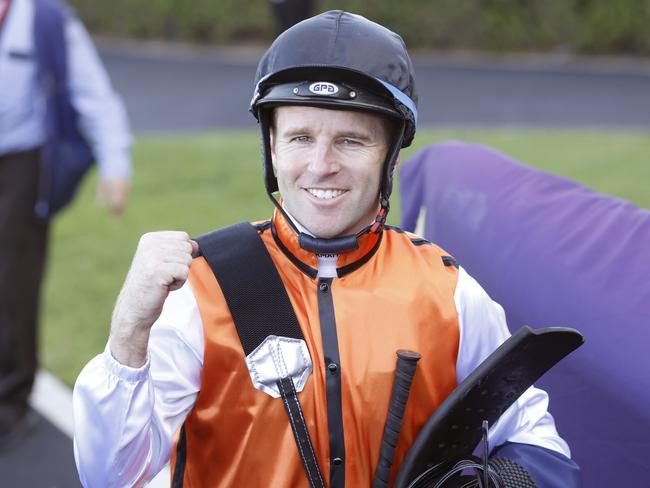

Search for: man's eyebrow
xmin=280 ymin=126 xmax=312 ymax=138
xmin=279 ymin=126 xmax=375 ymax=141
xmin=336 ymin=130 xmax=374 ymax=142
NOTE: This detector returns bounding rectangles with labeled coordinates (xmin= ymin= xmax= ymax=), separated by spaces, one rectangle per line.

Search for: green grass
xmin=42 ymin=128 xmax=650 ymax=386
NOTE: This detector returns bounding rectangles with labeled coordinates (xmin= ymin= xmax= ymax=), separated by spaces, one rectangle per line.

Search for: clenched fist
xmin=110 ymin=231 xmax=199 ymax=367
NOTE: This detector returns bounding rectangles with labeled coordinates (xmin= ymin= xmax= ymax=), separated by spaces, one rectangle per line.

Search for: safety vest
xmin=171 ymin=209 xmax=460 ymax=487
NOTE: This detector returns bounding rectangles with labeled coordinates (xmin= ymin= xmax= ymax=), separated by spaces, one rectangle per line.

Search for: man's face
xmin=271 ymin=105 xmax=391 ymax=239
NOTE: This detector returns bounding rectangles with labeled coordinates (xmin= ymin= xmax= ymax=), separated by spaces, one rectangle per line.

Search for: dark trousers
xmin=0 ymin=148 xmax=48 ymax=426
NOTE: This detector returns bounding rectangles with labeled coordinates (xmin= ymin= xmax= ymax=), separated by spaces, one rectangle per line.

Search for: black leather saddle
xmin=394 ymin=326 xmax=584 ymax=488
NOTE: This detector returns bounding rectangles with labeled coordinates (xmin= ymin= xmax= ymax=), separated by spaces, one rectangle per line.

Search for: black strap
xmin=278 ymin=377 xmax=327 ymax=488
xmin=195 ymin=222 xmax=326 ymax=488
xmin=373 ymin=350 xmax=421 ymax=488
xmin=196 ymin=222 xmax=303 ymax=354
xmin=171 ymin=425 xmax=187 ymax=487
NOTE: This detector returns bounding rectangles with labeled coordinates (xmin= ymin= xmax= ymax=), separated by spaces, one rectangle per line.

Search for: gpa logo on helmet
xmin=309 ymin=82 xmax=339 ymax=96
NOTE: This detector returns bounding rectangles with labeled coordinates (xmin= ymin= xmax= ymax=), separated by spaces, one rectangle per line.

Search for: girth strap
xmin=194 ymin=222 xmax=326 ymax=488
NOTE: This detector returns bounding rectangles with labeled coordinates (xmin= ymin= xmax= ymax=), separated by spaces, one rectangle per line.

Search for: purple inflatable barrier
xmin=400 ymin=141 xmax=650 ymax=487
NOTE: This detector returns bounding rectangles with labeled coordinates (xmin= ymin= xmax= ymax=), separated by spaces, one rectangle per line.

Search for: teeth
xmin=307 ymin=189 xmax=345 ymax=200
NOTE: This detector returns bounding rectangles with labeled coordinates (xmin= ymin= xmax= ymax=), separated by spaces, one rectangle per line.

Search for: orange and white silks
xmin=171 ymin=209 xmax=460 ymax=487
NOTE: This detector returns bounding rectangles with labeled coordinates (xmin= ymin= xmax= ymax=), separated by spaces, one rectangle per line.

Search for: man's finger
xmin=161 ymin=263 xmax=190 ymax=288
xmin=163 ymin=252 xmax=194 ymax=267
xmin=190 ymin=240 xmax=200 ymax=258
xmin=97 ymin=179 xmax=130 ymax=216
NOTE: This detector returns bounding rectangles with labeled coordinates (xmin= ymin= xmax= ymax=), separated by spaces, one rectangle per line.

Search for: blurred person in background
xmin=269 ymin=0 xmax=313 ymax=33
xmin=73 ymin=11 xmax=579 ymax=488
xmin=0 ymin=0 xmax=131 ymax=448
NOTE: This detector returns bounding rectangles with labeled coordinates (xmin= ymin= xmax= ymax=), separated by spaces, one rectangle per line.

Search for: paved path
xmin=96 ymin=40 xmax=650 ymax=133
xmin=1 ymin=372 xmax=79 ymax=487
xmin=1 ymin=371 xmax=169 ymax=487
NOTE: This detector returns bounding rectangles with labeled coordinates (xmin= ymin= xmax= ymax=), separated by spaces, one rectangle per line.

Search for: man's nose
xmin=307 ymin=141 xmax=339 ymax=176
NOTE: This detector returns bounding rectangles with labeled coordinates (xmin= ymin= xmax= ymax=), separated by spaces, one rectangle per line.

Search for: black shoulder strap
xmin=193 ymin=222 xmax=326 ymax=488
xmin=195 ymin=222 xmax=303 ymax=354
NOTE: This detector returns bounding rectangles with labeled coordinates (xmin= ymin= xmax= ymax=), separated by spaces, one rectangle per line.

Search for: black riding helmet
xmin=250 ymin=10 xmax=418 ymax=253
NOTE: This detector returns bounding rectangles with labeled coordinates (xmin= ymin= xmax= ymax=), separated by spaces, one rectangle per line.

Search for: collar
xmin=270 ymin=208 xmax=383 ymax=279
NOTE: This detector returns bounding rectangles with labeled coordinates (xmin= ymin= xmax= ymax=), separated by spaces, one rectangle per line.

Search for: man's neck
xmin=281 ymin=203 xmax=378 ymax=243
xmin=281 ymin=206 xmax=338 ymax=278
xmin=282 ymin=205 xmax=315 ymax=238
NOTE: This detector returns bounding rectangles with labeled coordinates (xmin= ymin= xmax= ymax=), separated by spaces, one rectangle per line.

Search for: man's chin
xmin=307 ymin=229 xmax=341 ymax=240
xmin=303 ymin=221 xmax=346 ymax=240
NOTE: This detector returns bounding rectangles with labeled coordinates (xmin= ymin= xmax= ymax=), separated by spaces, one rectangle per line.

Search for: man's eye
xmin=342 ymin=138 xmax=361 ymax=146
xmin=292 ymin=136 xmax=310 ymax=143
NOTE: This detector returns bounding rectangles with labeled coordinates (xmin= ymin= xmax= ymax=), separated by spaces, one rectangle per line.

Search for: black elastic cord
xmin=278 ymin=377 xmax=327 ymax=488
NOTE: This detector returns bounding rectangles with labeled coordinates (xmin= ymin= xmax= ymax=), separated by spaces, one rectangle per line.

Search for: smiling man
xmin=272 ymin=106 xmax=391 ymax=239
xmin=73 ymin=11 xmax=580 ymax=488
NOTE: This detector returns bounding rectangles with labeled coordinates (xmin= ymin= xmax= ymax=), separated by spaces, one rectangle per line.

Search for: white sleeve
xmin=65 ymin=16 xmax=133 ymax=181
xmin=454 ymin=266 xmax=571 ymax=458
xmin=73 ymin=282 xmax=204 ymax=488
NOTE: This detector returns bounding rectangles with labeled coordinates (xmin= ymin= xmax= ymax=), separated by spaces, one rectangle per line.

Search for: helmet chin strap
xmin=267 ymin=185 xmax=391 ymax=256
xmin=370 ymin=197 xmax=390 ymax=234
xmin=267 ymin=192 xmax=362 ymax=254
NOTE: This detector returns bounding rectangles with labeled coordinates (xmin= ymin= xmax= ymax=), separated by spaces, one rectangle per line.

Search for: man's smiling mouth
xmin=305 ymin=188 xmax=347 ymax=200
